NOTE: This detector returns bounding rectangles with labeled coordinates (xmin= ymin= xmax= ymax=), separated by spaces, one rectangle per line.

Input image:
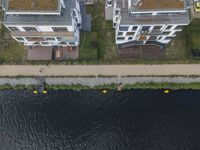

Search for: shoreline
xmin=1 ymin=82 xmax=200 ymax=90
xmin=0 ymin=76 xmax=200 ymax=90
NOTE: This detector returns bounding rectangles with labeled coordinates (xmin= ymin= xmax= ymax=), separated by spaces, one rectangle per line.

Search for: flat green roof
xmin=130 ymin=0 xmax=185 ymax=10
xmin=8 ymin=0 xmax=59 ymax=11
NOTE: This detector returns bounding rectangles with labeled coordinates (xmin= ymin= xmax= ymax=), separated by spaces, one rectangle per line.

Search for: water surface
xmin=0 ymin=90 xmax=200 ymax=150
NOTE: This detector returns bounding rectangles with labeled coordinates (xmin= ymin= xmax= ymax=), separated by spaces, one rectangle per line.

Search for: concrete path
xmin=0 ymin=65 xmax=200 ymax=76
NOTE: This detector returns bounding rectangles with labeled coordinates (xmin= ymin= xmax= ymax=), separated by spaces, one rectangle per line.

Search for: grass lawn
xmin=165 ymin=27 xmax=191 ymax=60
xmin=0 ymin=26 xmax=27 ymax=64
xmin=79 ymin=32 xmax=98 ymax=61
xmin=166 ymin=19 xmax=200 ymax=60
xmin=80 ymin=0 xmax=117 ymax=61
xmin=189 ymin=19 xmax=200 ymax=50
xmin=191 ymin=34 xmax=200 ymax=49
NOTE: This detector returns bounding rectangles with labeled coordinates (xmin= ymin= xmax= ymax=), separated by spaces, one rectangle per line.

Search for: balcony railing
xmin=11 ymin=31 xmax=74 ymax=37
xmin=140 ymin=29 xmax=162 ymax=35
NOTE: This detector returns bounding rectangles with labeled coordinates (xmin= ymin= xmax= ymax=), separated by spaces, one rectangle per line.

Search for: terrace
xmin=129 ymin=0 xmax=185 ymax=11
xmin=8 ymin=0 xmax=59 ymax=11
xmin=11 ymin=31 xmax=74 ymax=37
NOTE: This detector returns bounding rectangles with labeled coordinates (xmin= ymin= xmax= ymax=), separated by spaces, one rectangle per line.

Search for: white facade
xmin=115 ymin=24 xmax=187 ymax=45
xmin=112 ymin=0 xmax=190 ymax=47
xmin=3 ymin=0 xmax=82 ymax=47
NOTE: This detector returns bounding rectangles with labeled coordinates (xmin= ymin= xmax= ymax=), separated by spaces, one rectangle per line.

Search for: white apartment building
xmin=3 ymin=0 xmax=82 ymax=47
xmin=109 ymin=0 xmax=190 ymax=48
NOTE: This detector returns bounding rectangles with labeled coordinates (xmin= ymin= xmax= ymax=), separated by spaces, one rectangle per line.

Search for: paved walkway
xmin=1 ymin=65 xmax=200 ymax=76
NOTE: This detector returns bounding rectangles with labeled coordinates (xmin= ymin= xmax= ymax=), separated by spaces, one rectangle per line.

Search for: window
xmin=52 ymin=27 xmax=68 ymax=32
xmin=77 ymin=23 xmax=81 ymax=28
xmin=72 ymin=10 xmax=76 ymax=17
xmin=118 ymin=32 xmax=123 ymax=36
xmin=45 ymin=37 xmax=56 ymax=41
xmin=153 ymin=26 xmax=162 ymax=30
xmin=142 ymin=26 xmax=150 ymax=31
xmin=165 ymin=37 xmax=172 ymax=40
xmin=126 ymin=32 xmax=135 ymax=36
xmin=117 ymin=37 xmax=125 ymax=40
xmin=162 ymin=31 xmax=171 ymax=35
xmin=26 ymin=37 xmax=44 ymax=41
xmin=138 ymin=35 xmax=146 ymax=41
xmin=59 ymin=42 xmax=67 ymax=45
xmin=119 ymin=26 xmax=129 ymax=31
xmin=157 ymin=37 xmax=162 ymax=40
xmin=128 ymin=37 xmax=133 ymax=40
xmin=148 ymin=36 xmax=157 ymax=41
xmin=68 ymin=42 xmax=76 ymax=46
xmin=115 ymin=10 xmax=119 ymax=15
xmin=116 ymin=17 xmax=118 ymax=22
xmin=140 ymin=13 xmax=152 ymax=16
xmin=75 ymin=17 xmax=78 ymax=23
xmin=175 ymin=25 xmax=184 ymax=30
xmin=56 ymin=37 xmax=62 ymax=41
xmin=165 ymin=25 xmax=172 ymax=30
xmin=23 ymin=27 xmax=38 ymax=32
xmin=15 ymin=37 xmax=25 ymax=42
xmin=41 ymin=42 xmax=49 ymax=45
xmin=8 ymin=27 xmax=19 ymax=31
xmin=132 ymin=26 xmax=137 ymax=31
xmin=33 ymin=42 xmax=41 ymax=45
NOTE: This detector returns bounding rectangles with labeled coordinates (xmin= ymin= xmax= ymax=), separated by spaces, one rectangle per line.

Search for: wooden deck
xmin=27 ymin=46 xmax=79 ymax=61
xmin=27 ymin=46 xmax=53 ymax=60
xmin=53 ymin=46 xmax=79 ymax=60
xmin=118 ymin=45 xmax=166 ymax=59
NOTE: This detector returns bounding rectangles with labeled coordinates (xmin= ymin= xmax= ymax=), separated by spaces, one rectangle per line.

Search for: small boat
xmin=101 ymin=89 xmax=108 ymax=94
xmin=33 ymin=89 xmax=48 ymax=95
xmin=42 ymin=90 xmax=48 ymax=94
xmin=33 ymin=90 xmax=38 ymax=94
xmin=33 ymin=77 xmax=48 ymax=95
xmin=163 ymin=89 xmax=171 ymax=94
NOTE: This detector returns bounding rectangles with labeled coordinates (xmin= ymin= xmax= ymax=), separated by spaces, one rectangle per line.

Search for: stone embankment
xmin=0 ymin=77 xmax=200 ymax=87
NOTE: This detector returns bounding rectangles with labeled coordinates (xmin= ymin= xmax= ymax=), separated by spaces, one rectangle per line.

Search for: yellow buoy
xmin=42 ymin=90 xmax=47 ymax=94
xmin=163 ymin=89 xmax=170 ymax=94
xmin=102 ymin=89 xmax=107 ymax=94
xmin=33 ymin=90 xmax=38 ymax=94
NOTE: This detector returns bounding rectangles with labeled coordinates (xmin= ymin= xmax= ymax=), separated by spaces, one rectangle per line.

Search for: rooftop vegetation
xmin=8 ymin=0 xmax=58 ymax=11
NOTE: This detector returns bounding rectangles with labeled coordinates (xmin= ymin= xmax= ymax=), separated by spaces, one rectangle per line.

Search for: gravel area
xmin=0 ymin=77 xmax=200 ymax=87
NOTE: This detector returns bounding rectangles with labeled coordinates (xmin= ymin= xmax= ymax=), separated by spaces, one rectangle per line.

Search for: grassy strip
xmin=0 ymin=26 xmax=27 ymax=64
xmin=123 ymin=82 xmax=200 ymax=90
xmin=0 ymin=84 xmax=35 ymax=90
xmin=45 ymin=84 xmax=91 ymax=91
xmin=0 ymin=82 xmax=200 ymax=90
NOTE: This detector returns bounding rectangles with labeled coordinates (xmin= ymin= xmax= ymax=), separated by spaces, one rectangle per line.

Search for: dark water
xmin=0 ymin=90 xmax=200 ymax=150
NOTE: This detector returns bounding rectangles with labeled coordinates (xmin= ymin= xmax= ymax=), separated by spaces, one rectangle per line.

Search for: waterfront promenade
xmin=0 ymin=64 xmax=200 ymax=76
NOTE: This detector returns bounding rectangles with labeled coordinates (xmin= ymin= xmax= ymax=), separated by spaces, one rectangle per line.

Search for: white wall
xmin=37 ymin=26 xmax=53 ymax=32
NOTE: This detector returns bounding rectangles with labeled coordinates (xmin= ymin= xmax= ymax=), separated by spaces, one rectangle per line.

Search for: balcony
xmin=140 ymin=29 xmax=162 ymax=36
xmin=11 ymin=31 xmax=74 ymax=37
